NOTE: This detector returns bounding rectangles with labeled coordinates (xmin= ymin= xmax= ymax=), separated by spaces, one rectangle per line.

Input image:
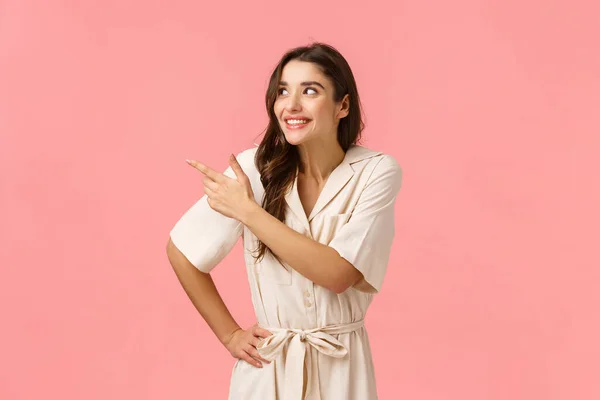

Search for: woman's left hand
xmin=186 ymin=154 xmax=257 ymax=222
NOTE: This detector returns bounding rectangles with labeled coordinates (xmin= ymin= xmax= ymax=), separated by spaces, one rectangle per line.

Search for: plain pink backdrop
xmin=1 ymin=0 xmax=598 ymax=399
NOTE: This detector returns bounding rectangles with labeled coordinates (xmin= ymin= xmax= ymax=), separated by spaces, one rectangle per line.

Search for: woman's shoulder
xmin=347 ymin=144 xmax=401 ymax=174
xmin=348 ymin=145 xmax=402 ymax=195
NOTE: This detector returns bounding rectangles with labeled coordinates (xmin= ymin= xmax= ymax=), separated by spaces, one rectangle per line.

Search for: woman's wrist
xmin=238 ymin=199 xmax=262 ymax=226
xmin=220 ymin=325 xmax=243 ymax=346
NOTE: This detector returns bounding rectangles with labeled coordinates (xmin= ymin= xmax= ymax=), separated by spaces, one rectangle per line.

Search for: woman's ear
xmin=336 ymin=94 xmax=350 ymax=119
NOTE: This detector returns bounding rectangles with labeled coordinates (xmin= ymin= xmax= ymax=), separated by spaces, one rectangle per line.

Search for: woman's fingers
xmin=252 ymin=325 xmax=273 ymax=339
xmin=245 ymin=344 xmax=271 ymax=364
xmin=229 ymin=154 xmax=247 ymax=181
xmin=240 ymin=349 xmax=263 ymax=368
xmin=248 ymin=329 xmax=271 ymax=364
xmin=249 ymin=335 xmax=261 ymax=348
xmin=186 ymin=160 xmax=225 ymax=183
xmin=228 ymin=325 xmax=274 ymax=368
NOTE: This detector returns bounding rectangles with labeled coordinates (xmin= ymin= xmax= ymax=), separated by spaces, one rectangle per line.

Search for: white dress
xmin=170 ymin=143 xmax=403 ymax=400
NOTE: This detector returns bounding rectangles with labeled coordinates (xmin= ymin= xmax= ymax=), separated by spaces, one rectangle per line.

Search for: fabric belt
xmin=256 ymin=319 xmax=365 ymax=400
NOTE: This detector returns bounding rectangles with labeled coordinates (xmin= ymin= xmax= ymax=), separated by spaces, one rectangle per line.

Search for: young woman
xmin=166 ymin=42 xmax=403 ymax=400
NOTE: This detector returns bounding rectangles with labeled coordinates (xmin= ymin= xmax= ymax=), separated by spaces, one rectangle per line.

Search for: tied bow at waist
xmin=256 ymin=319 xmax=365 ymax=400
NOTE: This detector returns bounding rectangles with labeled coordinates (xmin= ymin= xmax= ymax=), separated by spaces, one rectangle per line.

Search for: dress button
xmin=304 ymin=299 xmax=313 ymax=308
xmin=304 ymin=290 xmax=311 ymax=298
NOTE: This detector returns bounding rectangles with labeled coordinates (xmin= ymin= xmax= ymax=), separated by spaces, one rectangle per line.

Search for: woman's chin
xmin=282 ymin=131 xmax=309 ymax=146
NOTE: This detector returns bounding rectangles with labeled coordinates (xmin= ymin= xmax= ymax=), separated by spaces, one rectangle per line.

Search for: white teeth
xmin=287 ymin=119 xmax=308 ymax=125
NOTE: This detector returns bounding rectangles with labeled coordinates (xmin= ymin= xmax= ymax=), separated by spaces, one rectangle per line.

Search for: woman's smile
xmin=284 ymin=119 xmax=312 ymax=130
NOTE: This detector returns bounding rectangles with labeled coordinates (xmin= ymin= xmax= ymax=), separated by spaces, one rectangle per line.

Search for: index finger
xmin=253 ymin=326 xmax=273 ymax=339
xmin=185 ymin=159 xmax=224 ymax=182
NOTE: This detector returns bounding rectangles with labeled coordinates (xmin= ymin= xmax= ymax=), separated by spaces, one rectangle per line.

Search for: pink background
xmin=1 ymin=0 xmax=598 ymax=399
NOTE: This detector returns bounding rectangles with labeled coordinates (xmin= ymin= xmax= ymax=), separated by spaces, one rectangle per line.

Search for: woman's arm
xmin=240 ymin=204 xmax=362 ymax=294
xmin=185 ymin=155 xmax=362 ymax=294
xmin=166 ymin=237 xmax=241 ymax=343
xmin=166 ymin=238 xmax=273 ymax=368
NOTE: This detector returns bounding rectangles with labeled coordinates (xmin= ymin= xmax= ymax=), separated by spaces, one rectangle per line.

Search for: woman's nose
xmin=285 ymin=93 xmax=302 ymax=111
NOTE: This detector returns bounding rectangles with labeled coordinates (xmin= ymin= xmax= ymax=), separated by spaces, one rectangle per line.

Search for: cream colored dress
xmin=170 ymin=143 xmax=403 ymax=400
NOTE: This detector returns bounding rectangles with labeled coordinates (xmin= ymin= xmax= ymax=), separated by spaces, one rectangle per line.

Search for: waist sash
xmin=257 ymin=320 xmax=365 ymax=400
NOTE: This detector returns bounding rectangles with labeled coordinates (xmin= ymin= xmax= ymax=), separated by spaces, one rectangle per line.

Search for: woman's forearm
xmin=239 ymin=202 xmax=359 ymax=293
xmin=166 ymin=238 xmax=241 ymax=345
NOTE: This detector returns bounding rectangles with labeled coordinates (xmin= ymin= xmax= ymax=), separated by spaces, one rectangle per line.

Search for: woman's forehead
xmin=280 ymin=60 xmax=326 ymax=83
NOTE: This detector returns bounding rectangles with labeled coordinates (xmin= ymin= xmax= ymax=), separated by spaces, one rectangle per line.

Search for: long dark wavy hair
xmin=251 ymin=42 xmax=366 ymax=263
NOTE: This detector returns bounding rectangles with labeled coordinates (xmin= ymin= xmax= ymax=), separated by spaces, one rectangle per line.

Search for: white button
xmin=304 ymin=299 xmax=313 ymax=308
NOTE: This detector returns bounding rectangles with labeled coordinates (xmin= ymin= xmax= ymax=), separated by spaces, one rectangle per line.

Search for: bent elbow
xmin=331 ymin=283 xmax=350 ymax=295
xmin=329 ymin=273 xmax=352 ymax=294
xmin=329 ymin=260 xmax=363 ymax=294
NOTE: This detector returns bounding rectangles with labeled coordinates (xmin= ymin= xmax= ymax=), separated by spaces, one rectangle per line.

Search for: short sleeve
xmin=169 ymin=149 xmax=254 ymax=273
xmin=328 ymin=155 xmax=403 ymax=294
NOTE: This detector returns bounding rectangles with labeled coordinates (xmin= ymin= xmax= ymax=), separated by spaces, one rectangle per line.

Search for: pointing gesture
xmin=186 ymin=154 xmax=257 ymax=222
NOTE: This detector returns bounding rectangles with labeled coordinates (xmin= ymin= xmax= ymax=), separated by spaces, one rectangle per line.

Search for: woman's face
xmin=273 ymin=60 xmax=348 ymax=146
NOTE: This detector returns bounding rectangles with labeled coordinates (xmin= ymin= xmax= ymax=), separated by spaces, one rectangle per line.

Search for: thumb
xmin=229 ymin=154 xmax=247 ymax=180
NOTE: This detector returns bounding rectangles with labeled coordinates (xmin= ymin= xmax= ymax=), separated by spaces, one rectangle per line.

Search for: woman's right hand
xmin=223 ymin=324 xmax=273 ymax=368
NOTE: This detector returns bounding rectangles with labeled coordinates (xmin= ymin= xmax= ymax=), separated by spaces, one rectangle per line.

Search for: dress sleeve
xmin=169 ymin=150 xmax=252 ymax=273
xmin=328 ymin=155 xmax=403 ymax=294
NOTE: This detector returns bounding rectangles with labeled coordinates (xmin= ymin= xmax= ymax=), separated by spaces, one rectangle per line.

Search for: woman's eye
xmin=277 ymin=87 xmax=318 ymax=95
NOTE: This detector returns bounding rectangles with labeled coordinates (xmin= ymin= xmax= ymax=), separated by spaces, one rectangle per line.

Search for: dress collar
xmin=271 ymin=143 xmax=383 ymax=233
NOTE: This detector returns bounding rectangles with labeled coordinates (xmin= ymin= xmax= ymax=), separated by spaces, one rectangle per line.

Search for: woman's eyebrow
xmin=279 ymin=81 xmax=325 ymax=90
